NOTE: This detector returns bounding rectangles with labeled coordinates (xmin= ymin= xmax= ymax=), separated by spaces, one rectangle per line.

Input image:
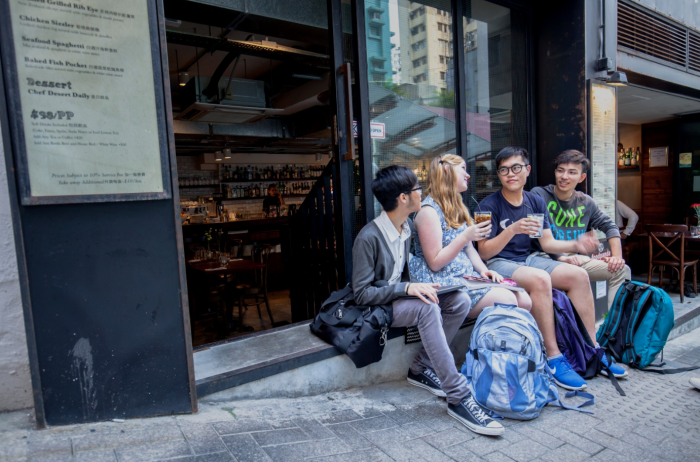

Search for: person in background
xmin=352 ymin=165 xmax=504 ymax=437
xmin=616 ymin=200 xmax=639 ymax=244
xmin=262 ymin=185 xmax=285 ymax=216
xmin=477 ymin=147 xmax=612 ymax=391
xmin=410 ymin=154 xmax=532 ymax=320
xmin=530 ymin=149 xmax=632 ymax=313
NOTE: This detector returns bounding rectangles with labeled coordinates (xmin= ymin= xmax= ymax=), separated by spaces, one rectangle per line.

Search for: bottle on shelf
xmin=618 ymin=149 xmax=624 ymax=167
xmin=631 ymin=147 xmax=637 ymax=166
xmin=635 ymin=147 xmax=641 ymax=166
xmin=624 ymin=148 xmax=631 ymax=166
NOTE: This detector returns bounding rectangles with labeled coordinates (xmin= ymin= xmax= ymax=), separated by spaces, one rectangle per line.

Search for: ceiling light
xmin=605 ymin=71 xmax=628 ymax=86
xmin=178 ymin=72 xmax=190 ymax=86
xmin=223 ymin=148 xmax=232 ymax=159
xmin=292 ymin=73 xmax=323 ymax=80
xmin=215 ymin=151 xmax=223 ymax=161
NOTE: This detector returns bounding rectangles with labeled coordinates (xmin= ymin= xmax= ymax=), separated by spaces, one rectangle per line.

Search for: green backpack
xmin=597 ymin=281 xmax=674 ymax=369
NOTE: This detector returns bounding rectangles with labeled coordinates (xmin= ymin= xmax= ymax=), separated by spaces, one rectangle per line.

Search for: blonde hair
xmin=426 ymin=154 xmax=474 ymax=229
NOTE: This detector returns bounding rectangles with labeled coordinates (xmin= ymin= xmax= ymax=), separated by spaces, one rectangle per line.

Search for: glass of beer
xmin=474 ymin=211 xmax=492 ymax=224
xmin=527 ymin=213 xmax=544 ymax=238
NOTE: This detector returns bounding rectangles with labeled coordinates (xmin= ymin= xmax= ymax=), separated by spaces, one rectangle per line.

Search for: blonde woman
xmin=409 ymin=154 xmax=531 ymax=317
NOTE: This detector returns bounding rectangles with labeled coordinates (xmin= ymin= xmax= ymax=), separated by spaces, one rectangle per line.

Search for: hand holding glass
xmin=526 ymin=213 xmax=544 ymax=238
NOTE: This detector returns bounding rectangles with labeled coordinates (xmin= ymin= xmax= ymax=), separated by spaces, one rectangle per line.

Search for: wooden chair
xmin=226 ymin=243 xmax=275 ymax=331
xmin=645 ymin=224 xmax=698 ymax=302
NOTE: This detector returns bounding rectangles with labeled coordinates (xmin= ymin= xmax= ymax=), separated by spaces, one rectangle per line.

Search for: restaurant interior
xmin=615 ymin=84 xmax=700 ymax=303
xmin=163 ymin=1 xmax=337 ymax=346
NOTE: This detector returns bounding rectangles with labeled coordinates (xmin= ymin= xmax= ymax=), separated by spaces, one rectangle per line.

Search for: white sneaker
xmin=690 ymin=377 xmax=700 ymax=390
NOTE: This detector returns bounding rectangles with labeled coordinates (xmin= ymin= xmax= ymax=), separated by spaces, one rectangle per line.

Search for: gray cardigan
xmin=351 ymin=220 xmax=412 ymax=306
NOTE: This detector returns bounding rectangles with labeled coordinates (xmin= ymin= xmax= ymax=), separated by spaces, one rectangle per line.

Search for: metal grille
xmin=690 ymin=32 xmax=700 ymax=73
xmin=618 ymin=1 xmax=687 ymax=68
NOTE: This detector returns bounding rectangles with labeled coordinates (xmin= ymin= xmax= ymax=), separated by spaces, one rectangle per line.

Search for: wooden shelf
xmin=221 ymin=194 xmax=308 ymax=201
xmin=220 ymin=177 xmax=319 ymax=183
xmin=179 ymin=184 xmax=219 ymax=188
xmin=618 ymin=165 xmax=639 ymax=170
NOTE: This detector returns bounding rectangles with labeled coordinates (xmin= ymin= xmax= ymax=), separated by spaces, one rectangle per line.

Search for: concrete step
xmin=195 ymin=286 xmax=700 ymax=402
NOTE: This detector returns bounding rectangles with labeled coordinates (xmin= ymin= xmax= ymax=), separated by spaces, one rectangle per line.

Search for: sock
xmin=547 ymin=353 xmax=563 ymax=362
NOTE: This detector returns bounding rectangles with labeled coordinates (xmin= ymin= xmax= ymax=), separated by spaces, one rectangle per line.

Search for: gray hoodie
xmin=530 ymin=185 xmax=620 ymax=258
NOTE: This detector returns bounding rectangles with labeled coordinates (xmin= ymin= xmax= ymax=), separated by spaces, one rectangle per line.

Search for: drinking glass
xmin=527 ymin=213 xmax=544 ymax=238
xmin=474 ymin=211 xmax=492 ymax=224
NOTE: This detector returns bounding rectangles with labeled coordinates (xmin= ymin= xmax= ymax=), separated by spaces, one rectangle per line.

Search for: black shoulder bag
xmin=309 ymin=284 xmax=393 ymax=368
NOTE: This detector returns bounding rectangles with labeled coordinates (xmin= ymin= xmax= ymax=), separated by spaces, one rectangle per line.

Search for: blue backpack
xmin=597 ymin=282 xmax=675 ymax=369
xmin=461 ymin=304 xmax=594 ymax=420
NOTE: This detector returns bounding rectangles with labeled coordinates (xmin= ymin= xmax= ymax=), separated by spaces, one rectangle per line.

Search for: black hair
xmin=371 ymin=165 xmax=418 ymax=212
xmin=554 ymin=149 xmax=591 ymax=174
xmin=495 ymin=146 xmax=529 ymax=168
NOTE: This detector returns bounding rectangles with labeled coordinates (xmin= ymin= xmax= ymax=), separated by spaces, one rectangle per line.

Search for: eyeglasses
xmin=497 ymin=164 xmax=529 ymax=176
xmin=402 ymin=186 xmax=422 ymax=195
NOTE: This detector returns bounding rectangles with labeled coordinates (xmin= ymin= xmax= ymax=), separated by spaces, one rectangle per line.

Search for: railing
xmin=288 ymin=161 xmax=340 ymax=322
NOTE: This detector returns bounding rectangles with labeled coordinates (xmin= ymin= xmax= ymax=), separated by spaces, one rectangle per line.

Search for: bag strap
xmin=641 ymin=364 xmax=700 ymax=374
xmin=600 ymin=350 xmax=626 ymax=396
xmin=319 ymin=305 xmax=365 ymax=327
xmin=553 ymin=390 xmax=595 ymax=414
xmin=320 ymin=285 xmax=353 ymax=310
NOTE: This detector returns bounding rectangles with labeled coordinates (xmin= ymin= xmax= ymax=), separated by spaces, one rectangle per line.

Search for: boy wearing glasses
xmin=477 ymin=147 xmax=604 ymax=391
xmin=353 ymin=165 xmax=504 ymax=436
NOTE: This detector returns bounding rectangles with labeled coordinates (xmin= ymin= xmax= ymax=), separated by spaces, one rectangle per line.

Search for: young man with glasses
xmin=477 ymin=147 xmax=602 ymax=390
xmin=353 ymin=165 xmax=504 ymax=436
xmin=530 ymin=150 xmax=631 ymax=378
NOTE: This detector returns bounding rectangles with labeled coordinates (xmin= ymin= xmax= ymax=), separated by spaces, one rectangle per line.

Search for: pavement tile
xmin=498 ymin=439 xmax=549 ymax=462
xmin=326 ymin=422 xmax=375 ymax=450
xmin=393 ymin=422 xmax=435 ymax=439
xmin=316 ymin=410 xmax=364 ymax=425
xmin=179 ymin=423 xmax=227 ymax=455
xmin=355 ymin=407 xmax=384 ymax=419
xmin=306 ymin=448 xmax=393 ymax=462
xmin=262 ymin=445 xmax=304 ymax=462
xmin=481 ymin=452 xmax=516 ymax=462
xmin=159 ymin=453 xmax=235 ymax=462
xmin=73 ymin=449 xmax=118 ymax=462
xmin=349 ymin=416 xmax=398 ymax=433
xmin=539 ymin=426 xmax=603 ymax=454
xmin=249 ymin=428 xmax=309 ymax=447
xmin=538 ymin=444 xmax=589 ymax=462
xmin=26 ymin=437 xmax=71 ymax=458
xmin=212 ymin=420 xmax=272 ymax=436
xmin=511 ymin=425 xmax=564 ymax=449
xmin=422 ymin=415 xmax=459 ymax=432
xmin=586 ymin=448 xmax=653 ymax=462
xmin=455 ymin=434 xmax=510 ymax=457
xmin=404 ymin=438 xmax=455 ymax=462
xmin=220 ymin=434 xmax=271 ymax=462
xmin=293 ymin=417 xmax=335 ymax=440
xmin=268 ymin=420 xmax=296 ymax=430
xmin=359 ymin=435 xmax=421 ymax=462
xmin=286 ymin=438 xmax=351 ymax=459
xmin=71 ymin=425 xmax=184 ymax=452
xmin=27 ymin=455 xmax=71 ymax=462
xmin=440 ymin=441 xmax=492 ymax=462
xmin=115 ymin=440 xmax=192 ymax=462
xmin=422 ymin=426 xmax=474 ymax=449
xmin=381 ymin=408 xmax=417 ymax=426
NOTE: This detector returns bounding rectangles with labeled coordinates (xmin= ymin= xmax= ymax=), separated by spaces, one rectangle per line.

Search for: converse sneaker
xmin=599 ymin=354 xmax=629 ymax=379
xmin=690 ymin=377 xmax=700 ymax=390
xmin=549 ymin=355 xmax=588 ymax=391
xmin=407 ymin=369 xmax=446 ymax=398
xmin=447 ymin=394 xmax=504 ymax=436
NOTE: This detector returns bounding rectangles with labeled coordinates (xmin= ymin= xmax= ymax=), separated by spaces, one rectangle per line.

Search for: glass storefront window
xmin=462 ymin=0 xmax=530 ymax=201
xmin=365 ymin=0 xmax=457 ymax=216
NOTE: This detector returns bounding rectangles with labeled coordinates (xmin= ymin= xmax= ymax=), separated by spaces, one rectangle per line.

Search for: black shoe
xmin=407 ymin=369 xmax=446 ymax=398
xmin=447 ymin=394 xmax=504 ymax=436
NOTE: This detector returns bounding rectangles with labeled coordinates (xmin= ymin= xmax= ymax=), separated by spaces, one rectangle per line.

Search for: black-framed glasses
xmin=497 ymin=164 xmax=529 ymax=176
xmin=402 ymin=186 xmax=423 ymax=195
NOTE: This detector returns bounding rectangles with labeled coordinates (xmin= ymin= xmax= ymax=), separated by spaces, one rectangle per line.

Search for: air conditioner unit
xmin=176 ymin=76 xmax=282 ymax=124
xmin=176 ymin=102 xmax=283 ymax=124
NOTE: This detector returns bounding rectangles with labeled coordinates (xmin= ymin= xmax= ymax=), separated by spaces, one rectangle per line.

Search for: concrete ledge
xmin=194 ymin=320 xmax=475 ymax=400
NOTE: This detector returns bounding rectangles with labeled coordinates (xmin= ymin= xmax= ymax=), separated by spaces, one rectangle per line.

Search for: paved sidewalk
xmin=2 ymin=330 xmax=700 ymax=462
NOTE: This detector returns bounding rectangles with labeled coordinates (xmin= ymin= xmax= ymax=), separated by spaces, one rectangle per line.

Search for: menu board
xmin=1 ymin=0 xmax=169 ymax=204
xmin=588 ymin=81 xmax=617 ymax=239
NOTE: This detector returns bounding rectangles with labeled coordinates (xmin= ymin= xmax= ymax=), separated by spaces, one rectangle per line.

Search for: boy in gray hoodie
xmin=530 ymin=149 xmax=631 ymax=311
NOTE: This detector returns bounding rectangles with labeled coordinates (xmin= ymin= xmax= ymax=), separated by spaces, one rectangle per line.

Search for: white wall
xmin=617 ymin=123 xmax=642 ymax=210
xmin=0 ymin=128 xmax=33 ymax=411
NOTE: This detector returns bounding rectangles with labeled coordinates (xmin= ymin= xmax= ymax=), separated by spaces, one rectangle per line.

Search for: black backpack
xmin=310 ymin=285 xmax=393 ymax=368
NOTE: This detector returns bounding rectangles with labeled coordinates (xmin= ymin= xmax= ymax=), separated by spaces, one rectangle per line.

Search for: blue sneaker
xmin=548 ymin=356 xmax=587 ymax=391
xmin=600 ymin=354 xmax=629 ymax=378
